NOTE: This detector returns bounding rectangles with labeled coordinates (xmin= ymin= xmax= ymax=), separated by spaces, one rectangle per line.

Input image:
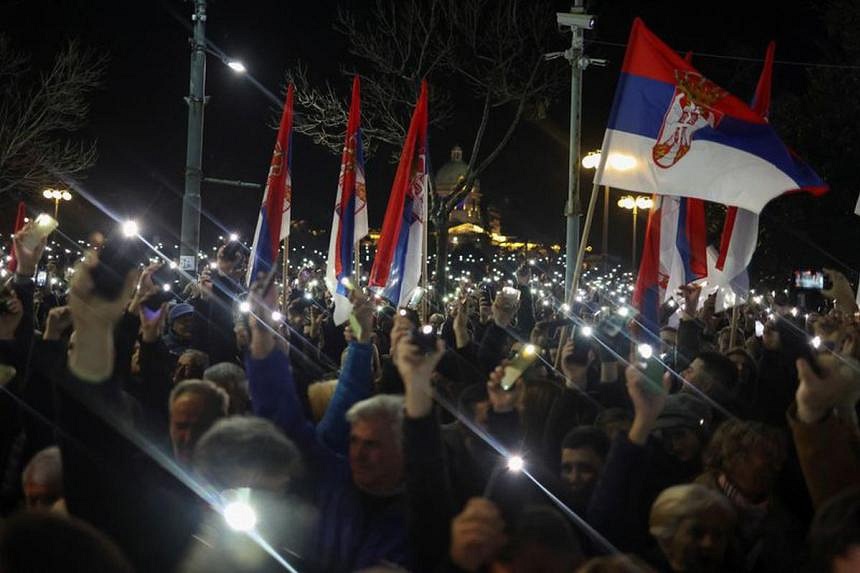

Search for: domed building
xmin=434 ymin=145 xmax=483 ymax=228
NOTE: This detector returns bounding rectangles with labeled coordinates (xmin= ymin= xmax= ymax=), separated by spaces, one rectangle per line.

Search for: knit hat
xmin=654 ymin=393 xmax=712 ymax=432
xmin=169 ymin=303 xmax=194 ymax=323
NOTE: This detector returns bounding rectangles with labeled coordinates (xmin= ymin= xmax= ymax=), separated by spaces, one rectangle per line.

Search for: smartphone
xmin=754 ymin=320 xmax=765 ymax=338
xmin=36 ymin=271 xmax=47 ymax=287
xmin=410 ymin=324 xmax=438 ymax=354
xmin=19 ymin=214 xmax=58 ymax=250
xmin=406 ymin=287 xmax=425 ymax=310
xmin=794 ymin=270 xmax=833 ymax=291
xmin=501 ymin=286 xmax=521 ymax=301
xmin=90 ymin=236 xmax=145 ymax=301
xmin=500 ymin=344 xmax=540 ymax=390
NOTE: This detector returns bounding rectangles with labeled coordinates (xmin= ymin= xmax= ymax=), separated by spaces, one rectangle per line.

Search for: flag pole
xmin=354 ymin=240 xmax=361 ymax=289
xmin=288 ymin=235 xmax=290 ymax=310
xmin=555 ymin=174 xmax=603 ymax=370
xmin=729 ymin=303 xmax=739 ymax=349
xmin=421 ymin=207 xmax=429 ymax=323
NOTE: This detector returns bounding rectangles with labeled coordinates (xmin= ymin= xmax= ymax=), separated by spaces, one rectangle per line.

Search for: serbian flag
xmin=7 ymin=202 xmax=26 ymax=273
xmin=709 ymin=42 xmax=775 ymax=310
xmin=247 ymin=84 xmax=294 ymax=285
xmin=368 ymin=81 xmax=429 ymax=307
xmin=325 ymin=76 xmax=370 ymax=325
xmin=633 ymin=195 xmax=707 ymax=335
xmin=596 ymin=19 xmax=826 ymax=214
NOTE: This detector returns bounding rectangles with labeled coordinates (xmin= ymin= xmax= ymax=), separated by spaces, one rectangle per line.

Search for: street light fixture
xmin=42 ymin=188 xmax=73 ymax=219
xmin=617 ymin=194 xmax=653 ymax=269
xmin=226 ymin=60 xmax=246 ymax=73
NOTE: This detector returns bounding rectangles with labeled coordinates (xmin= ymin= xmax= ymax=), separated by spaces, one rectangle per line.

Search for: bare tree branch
xmin=0 ymin=36 xmax=105 ymax=196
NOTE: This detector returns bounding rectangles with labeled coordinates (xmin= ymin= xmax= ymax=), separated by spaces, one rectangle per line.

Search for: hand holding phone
xmin=500 ymin=344 xmax=540 ymax=390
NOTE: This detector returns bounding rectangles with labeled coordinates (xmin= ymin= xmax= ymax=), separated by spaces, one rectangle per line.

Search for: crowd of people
xmin=0 ymin=218 xmax=859 ymax=573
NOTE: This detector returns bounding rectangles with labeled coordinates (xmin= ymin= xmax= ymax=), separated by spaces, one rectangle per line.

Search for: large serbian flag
xmin=596 ymin=18 xmax=826 ymax=214
xmin=633 ymin=195 xmax=707 ymax=336
xmin=325 ymin=76 xmax=370 ymax=325
xmin=368 ymin=81 xmax=429 ymax=307
xmin=247 ymin=84 xmax=294 ymax=286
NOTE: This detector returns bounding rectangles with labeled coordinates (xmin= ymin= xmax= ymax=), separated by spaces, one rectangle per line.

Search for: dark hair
xmin=808 ymin=487 xmax=860 ymax=572
xmin=696 ymin=351 xmax=738 ymax=390
xmin=595 ymin=407 xmax=632 ymax=429
xmin=702 ymin=418 xmax=787 ymax=474
xmin=499 ymin=505 xmax=583 ymax=566
xmin=562 ymin=426 xmax=611 ymax=460
xmin=0 ymin=511 xmax=133 ymax=573
xmin=457 ymin=384 xmax=489 ymax=418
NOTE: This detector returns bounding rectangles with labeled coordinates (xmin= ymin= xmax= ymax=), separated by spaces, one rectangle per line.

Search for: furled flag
xmin=708 ymin=42 xmax=776 ymax=311
xmin=633 ymin=194 xmax=707 ymax=336
xmin=596 ymin=18 xmax=826 ymax=214
xmin=247 ymin=84 xmax=294 ymax=286
xmin=368 ymin=81 xmax=429 ymax=307
xmin=325 ymin=76 xmax=370 ymax=325
xmin=7 ymin=202 xmax=26 ymax=273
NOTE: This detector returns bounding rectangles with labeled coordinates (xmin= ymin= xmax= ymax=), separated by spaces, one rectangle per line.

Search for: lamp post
xmin=42 ymin=188 xmax=73 ymax=219
xmin=179 ymin=0 xmax=247 ymax=274
xmin=617 ymin=195 xmax=653 ymax=269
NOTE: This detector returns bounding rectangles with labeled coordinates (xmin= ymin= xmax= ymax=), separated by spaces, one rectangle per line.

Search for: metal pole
xmin=282 ymin=236 xmax=289 ymax=313
xmin=631 ymin=205 xmax=638 ymax=270
xmin=602 ymin=185 xmax=609 ymax=271
xmin=180 ymin=0 xmax=207 ymax=275
xmin=53 ymin=199 xmax=59 ymax=220
xmin=563 ymin=8 xmax=584 ymax=296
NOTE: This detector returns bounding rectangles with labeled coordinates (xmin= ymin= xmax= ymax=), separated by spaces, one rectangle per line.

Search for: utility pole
xmin=557 ymin=4 xmax=597 ymax=296
xmin=180 ymin=0 xmax=207 ymax=274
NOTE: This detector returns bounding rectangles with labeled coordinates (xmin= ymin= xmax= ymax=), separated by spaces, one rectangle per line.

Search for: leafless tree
xmin=287 ymin=0 xmax=565 ymax=289
xmin=0 ymin=36 xmax=106 ymax=196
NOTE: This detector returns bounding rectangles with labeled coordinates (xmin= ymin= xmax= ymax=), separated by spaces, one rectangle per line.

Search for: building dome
xmin=435 ymin=145 xmax=479 ymax=198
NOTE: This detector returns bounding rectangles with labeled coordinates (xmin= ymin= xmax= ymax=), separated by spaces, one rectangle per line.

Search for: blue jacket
xmin=246 ymin=343 xmax=411 ymax=571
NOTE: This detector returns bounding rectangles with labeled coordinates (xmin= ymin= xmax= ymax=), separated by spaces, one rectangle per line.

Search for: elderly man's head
xmin=346 ymin=395 xmax=404 ymax=496
xmin=21 ymin=446 xmax=63 ymax=511
xmin=650 ymin=484 xmax=736 ymax=573
xmin=192 ymin=416 xmax=302 ymax=493
xmin=203 ymin=362 xmax=250 ymax=415
xmin=169 ymin=379 xmax=229 ymax=465
xmin=173 ymin=349 xmax=210 ymax=386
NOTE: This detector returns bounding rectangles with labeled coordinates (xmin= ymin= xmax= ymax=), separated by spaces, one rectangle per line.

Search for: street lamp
xmin=42 ymin=188 xmax=73 ymax=219
xmin=617 ymin=194 xmax=653 ymax=269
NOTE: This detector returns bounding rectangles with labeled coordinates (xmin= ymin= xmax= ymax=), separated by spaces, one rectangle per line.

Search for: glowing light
xmin=811 ymin=336 xmax=821 ymax=349
xmin=635 ymin=196 xmax=654 ymax=210
xmin=271 ymin=311 xmax=283 ymax=322
xmin=223 ymin=501 xmax=256 ymax=531
xmin=617 ymin=306 xmax=630 ymax=317
xmin=790 ymin=307 xmax=799 ymax=317
xmin=617 ymin=196 xmax=636 ymax=210
xmin=607 ymin=153 xmax=637 ymax=171
xmin=169 ymin=261 xmax=178 ymax=269
xmin=226 ymin=60 xmax=247 ymax=73
xmin=162 ymin=283 xmax=172 ymax=292
xmin=580 ymin=325 xmax=593 ymax=337
xmin=637 ymin=343 xmax=653 ymax=359
xmin=523 ymin=344 xmax=537 ymax=356
xmin=421 ymin=324 xmax=434 ymax=335
xmin=506 ymin=455 xmax=525 ymax=473
xmin=121 ymin=220 xmax=139 ymax=238
xmin=581 ymin=150 xmax=601 ymax=169
xmin=229 ymin=233 xmax=239 ymax=242
xmin=560 ymin=303 xmax=570 ymax=312
xmin=303 ymin=292 xmax=313 ymax=300
xmin=209 ymin=262 xmax=218 ymax=270
xmin=239 ymin=301 xmax=251 ymax=313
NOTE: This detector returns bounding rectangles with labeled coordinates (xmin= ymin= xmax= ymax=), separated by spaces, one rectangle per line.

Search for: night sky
xmin=0 ymin=0 xmax=848 ymax=271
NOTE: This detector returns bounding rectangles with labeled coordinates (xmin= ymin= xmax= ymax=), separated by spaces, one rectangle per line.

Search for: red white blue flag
xmin=247 ymin=84 xmax=294 ymax=285
xmin=596 ymin=19 xmax=826 ymax=214
xmin=634 ymin=194 xmax=707 ymax=335
xmin=326 ymin=76 xmax=370 ymax=325
xmin=708 ymin=42 xmax=776 ymax=311
xmin=368 ymin=81 xmax=429 ymax=307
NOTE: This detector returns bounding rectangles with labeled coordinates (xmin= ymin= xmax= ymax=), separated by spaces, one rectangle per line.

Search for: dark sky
xmin=0 ymin=0 xmax=834 ymax=258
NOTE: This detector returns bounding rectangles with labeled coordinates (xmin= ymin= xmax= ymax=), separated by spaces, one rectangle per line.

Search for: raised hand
xmin=12 ymin=221 xmax=47 ymax=277
xmin=560 ymin=339 xmax=588 ymax=389
xmin=139 ymin=302 xmax=169 ymax=344
xmin=452 ymin=299 xmax=470 ymax=349
xmin=492 ymin=291 xmax=519 ymax=329
xmin=450 ymin=498 xmax=508 ymax=572
xmin=625 ymin=364 xmax=669 ymax=445
xmin=822 ymin=268 xmax=859 ymax=314
xmin=487 ymin=363 xmax=523 ymax=414
xmin=43 ymin=305 xmax=72 ymax=341
xmin=796 ymin=355 xmax=860 ymax=424
xmin=395 ymin=334 xmax=444 ymax=418
xmin=129 ymin=262 xmax=162 ymax=314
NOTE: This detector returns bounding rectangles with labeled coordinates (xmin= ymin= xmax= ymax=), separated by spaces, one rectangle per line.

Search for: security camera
xmin=556 ymin=12 xmax=596 ymax=30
